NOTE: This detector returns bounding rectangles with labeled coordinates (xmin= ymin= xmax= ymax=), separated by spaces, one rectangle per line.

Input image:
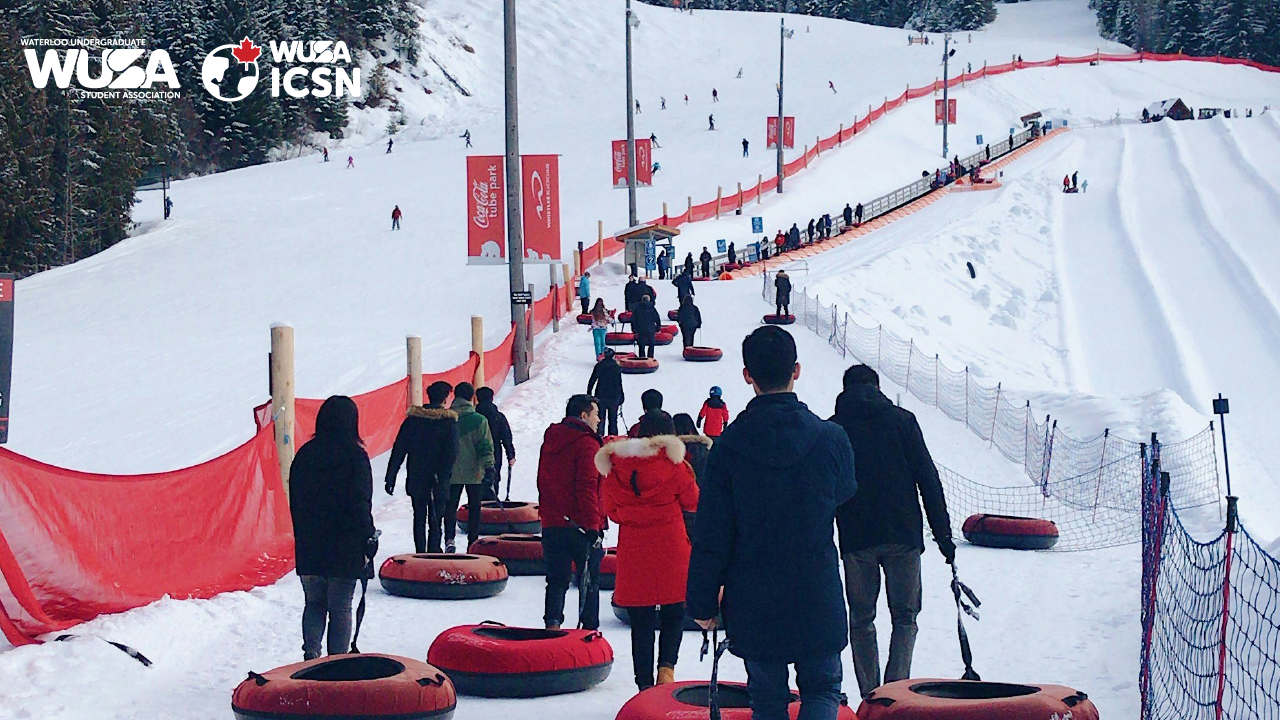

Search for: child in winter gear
xmin=697 ymin=386 xmax=730 ymax=438
xmin=599 ymin=411 xmax=699 ymax=690
xmin=578 ymin=272 xmax=592 ymax=315
xmin=590 ymin=299 xmax=614 ymax=359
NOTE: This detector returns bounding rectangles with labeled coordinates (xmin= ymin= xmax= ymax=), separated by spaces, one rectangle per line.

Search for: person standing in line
xmin=624 ymin=275 xmax=641 ymax=314
xmin=599 ymin=411 xmax=699 ymax=690
xmin=588 ymin=348 xmax=624 ymax=436
xmin=843 ymin=204 xmax=854 ymax=228
xmin=578 ymin=271 xmax=592 ymax=315
xmin=696 ymin=386 xmax=730 ymax=438
xmin=589 ymin=299 xmax=614 ymax=360
xmin=537 ymin=394 xmax=606 ymax=630
xmin=855 ymin=202 xmax=864 ymax=225
xmin=699 ymin=247 xmax=713 ymax=278
xmin=657 ymin=249 xmax=670 ymax=280
xmin=475 ymin=386 xmax=516 ymax=500
xmin=636 ymin=276 xmax=658 ymax=307
xmin=632 ymin=293 xmax=662 ymax=360
xmin=1082 ymin=179 xmax=1089 ymax=193
xmin=673 ymin=267 xmax=695 ymax=303
xmin=830 ymin=365 xmax=953 ymax=698
xmin=673 ymin=413 xmax=712 ymax=488
xmin=683 ymin=252 xmax=695 ymax=277
xmin=385 ymin=381 xmax=460 ymax=553
xmin=391 ymin=205 xmax=402 ymax=231
xmin=289 ymin=396 xmax=378 ymax=660
xmin=444 ymin=382 xmax=496 ymax=553
xmin=727 ymin=242 xmax=737 ymax=265
xmin=686 ymin=327 xmax=857 ymax=720
xmin=1072 ymin=171 xmax=1078 ymax=190
xmin=628 ymin=389 xmax=665 ymax=438
xmin=775 ymin=269 xmax=792 ymax=317
xmin=676 ymin=295 xmax=702 ymax=349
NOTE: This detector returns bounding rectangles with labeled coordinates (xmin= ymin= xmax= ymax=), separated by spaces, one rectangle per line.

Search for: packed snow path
xmin=0 ymin=267 xmax=1143 ymax=719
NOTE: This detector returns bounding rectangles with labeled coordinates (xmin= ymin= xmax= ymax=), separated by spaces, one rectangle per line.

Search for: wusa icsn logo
xmin=201 ymin=37 xmax=361 ymax=103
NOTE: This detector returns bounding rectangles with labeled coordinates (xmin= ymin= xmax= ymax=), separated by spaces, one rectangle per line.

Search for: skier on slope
xmin=323 ymin=147 xmax=329 ymax=162
xmin=391 ymin=205 xmax=402 ymax=231
xmin=347 ymin=156 xmax=355 ymax=168
xmin=829 ymin=80 xmax=837 ymax=93
xmin=712 ymin=88 xmax=719 ymax=102
xmin=386 ymin=137 xmax=393 ymax=154
xmin=709 ymin=115 xmax=715 ymax=131
xmin=461 ymin=130 xmax=472 ymax=148
xmin=742 ymin=138 xmax=750 ymax=157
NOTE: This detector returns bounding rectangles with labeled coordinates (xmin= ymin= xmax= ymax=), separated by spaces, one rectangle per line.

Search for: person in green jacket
xmin=445 ymin=382 xmax=496 ymax=552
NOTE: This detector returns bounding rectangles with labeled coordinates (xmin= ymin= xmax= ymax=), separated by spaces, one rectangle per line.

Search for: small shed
xmin=617 ymin=223 xmax=680 ymax=278
xmin=1146 ymin=98 xmax=1193 ymax=121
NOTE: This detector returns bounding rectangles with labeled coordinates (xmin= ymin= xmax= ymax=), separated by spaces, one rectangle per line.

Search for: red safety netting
xmin=0 ymin=424 xmax=291 ymax=644
xmin=484 ymin=328 xmax=516 ymax=390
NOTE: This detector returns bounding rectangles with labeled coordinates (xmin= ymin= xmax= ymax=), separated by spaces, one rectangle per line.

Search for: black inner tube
xmin=673 ymin=683 xmax=760 ymax=708
xmin=482 ymin=501 xmax=532 ymax=510
xmin=908 ymin=681 xmax=1040 ymax=700
xmin=290 ymin=656 xmax=405 ymax=682
xmin=472 ymin=627 xmax=568 ymax=641
xmin=501 ymin=536 xmax=542 ymax=543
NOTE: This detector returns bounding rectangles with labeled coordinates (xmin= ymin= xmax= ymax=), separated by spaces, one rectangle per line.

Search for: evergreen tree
xmin=1157 ymin=0 xmax=1201 ymax=53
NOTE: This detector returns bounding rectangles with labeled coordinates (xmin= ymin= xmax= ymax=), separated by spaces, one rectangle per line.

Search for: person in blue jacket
xmin=578 ymin=272 xmax=592 ymax=315
xmin=687 ymin=326 xmax=857 ymax=720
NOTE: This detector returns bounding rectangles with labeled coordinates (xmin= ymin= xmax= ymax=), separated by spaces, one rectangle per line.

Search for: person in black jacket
xmin=632 ymin=293 xmax=662 ymax=359
xmin=774 ymin=270 xmax=792 ymax=316
xmin=843 ymin=204 xmax=854 ymax=228
xmin=588 ymin=349 xmax=625 ymax=436
xmin=636 ymin=277 xmax=657 ymax=306
xmin=673 ymin=268 xmax=695 ymax=303
xmin=699 ymin=247 xmax=713 ymax=278
xmin=672 ymin=413 xmax=711 ymax=488
xmin=727 ymin=242 xmax=737 ymax=265
xmin=806 ymin=218 xmax=816 ymax=243
xmin=687 ymin=326 xmax=856 ymax=720
xmin=788 ymin=223 xmax=801 ymax=250
xmin=855 ymin=203 xmax=864 ymax=225
xmin=476 ymin=386 xmax=516 ymax=499
xmin=684 ymin=253 xmax=695 ymax=277
xmin=676 ymin=295 xmax=702 ymax=348
xmin=829 ymin=365 xmax=954 ymax=698
xmin=385 ymin=381 xmax=460 ymax=553
xmin=290 ymin=395 xmax=377 ymax=660
xmin=624 ymin=276 xmax=640 ymax=313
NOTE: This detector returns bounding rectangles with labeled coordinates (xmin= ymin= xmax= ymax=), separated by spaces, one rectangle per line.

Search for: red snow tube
xmin=683 ymin=346 xmax=723 ymax=362
xmin=428 ymin=623 xmax=613 ymax=698
xmin=667 ymin=310 xmax=680 ymax=321
xmin=723 ymin=262 xmax=743 ymax=271
xmin=613 ymin=351 xmax=637 ymax=360
xmin=600 ymin=547 xmax=618 ymax=590
xmin=653 ymin=332 xmax=675 ymax=346
xmin=619 ymin=356 xmax=660 ymax=374
xmin=379 ymin=553 xmax=508 ymax=600
xmin=606 ymin=331 xmax=636 ymax=346
xmin=617 ymin=681 xmax=858 ymax=719
xmin=693 ymin=276 xmax=715 ymax=282
xmin=962 ymin=514 xmax=1060 ymax=550
xmin=611 ymin=599 xmax=709 ymax=632
xmin=618 ymin=311 xmax=634 ymax=323
xmin=660 ymin=323 xmax=679 ymax=335
xmin=577 ymin=314 xmax=593 ymax=325
xmin=456 ymin=500 xmax=541 ymax=534
xmin=232 ymin=654 xmax=456 ymax=720
xmin=763 ymin=314 xmax=796 ymax=325
xmin=856 ymin=679 xmax=1098 ymax=719
xmin=467 ymin=534 xmax=546 ymax=575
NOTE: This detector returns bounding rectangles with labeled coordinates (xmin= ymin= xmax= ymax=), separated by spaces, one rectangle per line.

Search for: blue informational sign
xmin=976 ymin=134 xmax=983 ymax=145
xmin=747 ymin=243 xmax=760 ymax=262
xmin=716 ymin=239 xmax=726 ymax=253
xmin=645 ymin=239 xmax=656 ymax=271
xmin=751 ymin=216 xmax=764 ymax=234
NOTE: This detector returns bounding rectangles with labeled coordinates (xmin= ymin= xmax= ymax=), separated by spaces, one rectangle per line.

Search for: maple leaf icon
xmin=231 ymin=37 xmax=260 ymax=65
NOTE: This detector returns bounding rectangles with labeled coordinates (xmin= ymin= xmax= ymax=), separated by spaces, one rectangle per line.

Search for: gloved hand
xmin=584 ymin=529 xmax=604 ymax=547
xmin=365 ymin=532 xmax=381 ymax=561
xmin=384 ymin=478 xmax=396 ymax=496
xmin=483 ymin=466 xmax=497 ymax=488
xmin=938 ymin=535 xmax=957 ymax=565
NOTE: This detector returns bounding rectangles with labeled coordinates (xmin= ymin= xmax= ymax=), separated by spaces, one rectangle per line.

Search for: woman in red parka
xmin=597 ymin=411 xmax=699 ymax=691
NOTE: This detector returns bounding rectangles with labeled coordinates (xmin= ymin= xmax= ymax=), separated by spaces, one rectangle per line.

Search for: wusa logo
xmin=201 ymin=37 xmax=361 ymax=103
xmin=22 ymin=39 xmax=179 ymax=100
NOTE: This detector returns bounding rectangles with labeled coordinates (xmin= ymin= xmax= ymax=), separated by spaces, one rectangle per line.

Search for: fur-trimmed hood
xmin=595 ymin=435 xmax=687 ymax=476
xmin=407 ymin=405 xmax=458 ymax=421
xmin=678 ymin=434 xmax=713 ymax=448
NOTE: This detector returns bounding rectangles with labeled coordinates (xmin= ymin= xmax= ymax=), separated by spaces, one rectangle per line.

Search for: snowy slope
xmin=19 ymin=0 xmax=1280 ymax=473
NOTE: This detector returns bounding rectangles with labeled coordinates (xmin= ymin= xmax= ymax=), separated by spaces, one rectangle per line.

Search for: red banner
xmin=466 ymin=155 xmax=506 ymax=265
xmin=767 ymin=116 xmax=795 ymax=149
xmin=934 ymin=98 xmax=957 ymax=125
xmin=612 ymin=139 xmax=653 ymax=188
xmin=521 ymin=154 xmax=561 ymax=262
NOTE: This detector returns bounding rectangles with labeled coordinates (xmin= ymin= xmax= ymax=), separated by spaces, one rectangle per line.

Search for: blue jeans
xmin=592 ymin=328 xmax=607 ymax=357
xmin=745 ymin=653 xmax=844 ymax=720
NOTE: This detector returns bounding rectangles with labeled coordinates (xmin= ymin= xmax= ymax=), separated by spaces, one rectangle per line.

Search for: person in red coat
xmin=697 ymin=386 xmax=731 ymax=438
xmin=598 ymin=411 xmax=700 ymax=690
xmin=537 ymin=394 xmax=606 ymax=630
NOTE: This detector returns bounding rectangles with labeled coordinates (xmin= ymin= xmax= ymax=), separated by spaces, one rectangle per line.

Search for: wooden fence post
xmin=737 ymin=182 xmax=743 ymax=209
xmin=550 ymin=264 xmax=560 ymax=333
xmin=687 ymin=196 xmax=693 ymax=217
xmin=562 ymin=264 xmax=572 ymax=313
xmin=757 ymin=174 xmax=764 ymax=204
xmin=471 ymin=315 xmax=485 ymax=388
xmin=406 ymin=335 xmax=423 ymax=408
xmin=662 ymin=201 xmax=668 ymax=221
xmin=572 ymin=249 xmax=581 ymax=278
xmin=597 ymin=220 xmax=604 ymax=265
xmin=716 ymin=186 xmax=723 ymax=219
xmin=270 ymin=323 xmax=295 ymax=496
